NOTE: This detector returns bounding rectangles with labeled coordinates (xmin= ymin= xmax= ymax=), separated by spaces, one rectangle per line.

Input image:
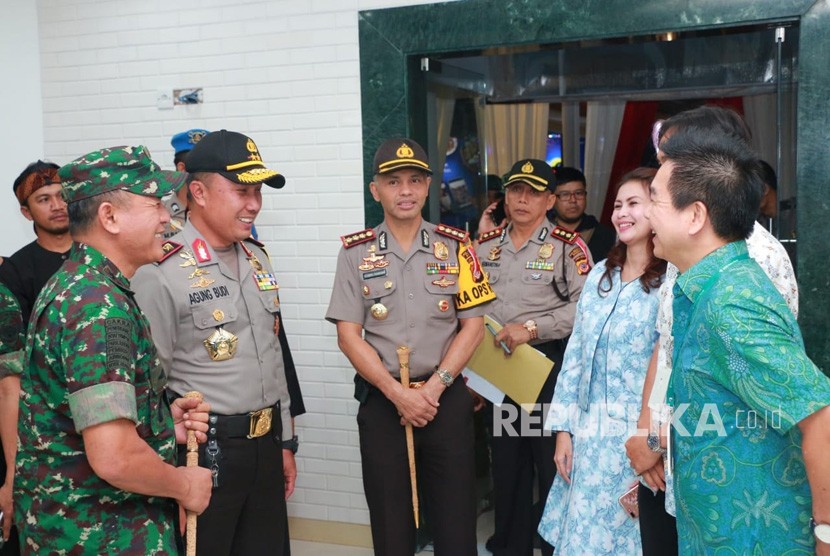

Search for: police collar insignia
xmin=192 ymin=239 xmax=211 ymax=262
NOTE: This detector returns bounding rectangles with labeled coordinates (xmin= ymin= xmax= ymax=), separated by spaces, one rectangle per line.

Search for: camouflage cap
xmin=373 ymin=138 xmax=432 ymax=175
xmin=503 ymin=159 xmax=556 ymax=192
xmin=59 ymin=146 xmax=186 ymax=204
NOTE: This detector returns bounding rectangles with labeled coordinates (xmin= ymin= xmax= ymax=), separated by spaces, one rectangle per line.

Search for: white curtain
xmin=476 ymin=101 xmax=550 ymax=177
xmin=583 ymin=101 xmax=626 ymax=216
xmin=743 ymin=91 xmax=796 ymax=200
xmin=560 ymin=101 xmax=581 ymax=167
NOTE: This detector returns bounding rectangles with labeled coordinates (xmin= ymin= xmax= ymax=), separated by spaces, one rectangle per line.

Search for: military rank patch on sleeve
xmin=568 ymin=242 xmax=592 ymax=275
xmin=341 ymin=229 xmax=375 ymax=248
xmin=104 ymin=317 xmax=134 ymax=372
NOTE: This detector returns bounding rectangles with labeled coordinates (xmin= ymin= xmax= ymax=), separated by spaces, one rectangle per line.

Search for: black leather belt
xmin=209 ymin=404 xmax=277 ymax=439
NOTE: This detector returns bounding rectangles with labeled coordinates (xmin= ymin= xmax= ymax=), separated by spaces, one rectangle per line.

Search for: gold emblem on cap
xmin=246 ymin=138 xmax=258 ymax=153
xmin=538 ymin=243 xmax=554 ymax=260
xmin=396 ymin=143 xmax=414 ymax=158
xmin=370 ymin=302 xmax=389 ymax=320
xmin=522 ymin=161 xmax=534 ymax=173
xmin=212 ymin=309 xmax=225 ymax=321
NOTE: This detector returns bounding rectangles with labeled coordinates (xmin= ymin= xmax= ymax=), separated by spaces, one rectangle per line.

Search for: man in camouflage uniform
xmin=0 ymin=284 xmax=23 ymax=548
xmin=14 ymin=146 xmax=213 ymax=555
xmin=326 ymin=138 xmax=495 ymax=555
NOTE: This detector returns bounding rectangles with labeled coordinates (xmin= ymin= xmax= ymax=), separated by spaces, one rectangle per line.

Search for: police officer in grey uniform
xmin=133 ymin=130 xmax=295 ymax=556
xmin=326 ymin=138 xmax=495 ymax=555
xmin=477 ymin=159 xmax=592 ymax=556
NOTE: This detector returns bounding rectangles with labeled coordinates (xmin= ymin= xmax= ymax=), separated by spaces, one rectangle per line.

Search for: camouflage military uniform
xmin=0 ymin=282 xmax=23 ymax=378
xmin=15 ymin=243 xmax=177 ymax=555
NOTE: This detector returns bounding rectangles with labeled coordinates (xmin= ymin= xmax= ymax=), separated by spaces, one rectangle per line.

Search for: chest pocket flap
xmin=361 ymin=279 xmax=397 ymax=300
xmin=191 ymin=305 xmax=239 ymax=330
xmin=423 ymin=275 xmax=460 ymax=295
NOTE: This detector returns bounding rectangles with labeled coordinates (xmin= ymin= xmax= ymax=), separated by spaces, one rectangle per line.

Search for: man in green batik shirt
xmin=14 ymin=146 xmax=213 ymax=555
xmin=646 ymin=128 xmax=830 ymax=555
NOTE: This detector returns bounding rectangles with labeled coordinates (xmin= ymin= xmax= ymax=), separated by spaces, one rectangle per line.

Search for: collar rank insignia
xmin=192 ymin=239 xmax=211 ymax=262
xmin=159 ymin=241 xmax=183 ymax=263
xmin=551 ymin=226 xmax=579 ymax=245
xmin=537 ymin=227 xmax=550 ymax=242
xmin=433 ymin=241 xmax=449 ymax=261
xmin=478 ymin=227 xmax=503 ymax=243
xmin=341 ymin=229 xmax=375 ymax=249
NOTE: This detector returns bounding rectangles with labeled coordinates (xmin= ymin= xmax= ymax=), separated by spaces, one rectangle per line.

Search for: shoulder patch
xmin=158 ymin=241 xmax=183 ymax=263
xmin=568 ymin=238 xmax=593 ymax=275
xmin=477 ymin=227 xmax=503 ymax=243
xmin=435 ymin=223 xmax=469 ymax=243
xmin=551 ymin=226 xmax=578 ymax=244
xmin=341 ymin=229 xmax=376 ymax=249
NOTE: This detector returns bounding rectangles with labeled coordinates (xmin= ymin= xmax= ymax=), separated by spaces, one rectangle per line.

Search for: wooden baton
xmin=396 ymin=346 xmax=420 ymax=529
xmin=184 ymin=390 xmax=203 ymax=556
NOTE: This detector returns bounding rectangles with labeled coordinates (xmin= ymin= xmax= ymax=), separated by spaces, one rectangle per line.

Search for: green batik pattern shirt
xmin=669 ymin=240 xmax=830 ymax=555
xmin=15 ymin=243 xmax=178 ymax=555
xmin=0 ymin=282 xmax=23 ymax=378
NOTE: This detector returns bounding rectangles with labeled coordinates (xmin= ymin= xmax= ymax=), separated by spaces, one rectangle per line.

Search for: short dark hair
xmin=660 ymin=105 xmax=751 ymax=144
xmin=552 ymin=166 xmax=586 ymax=188
xmin=757 ymin=159 xmax=777 ymax=191
xmin=661 ymin=128 xmax=762 ymax=242
xmin=68 ymin=190 xmax=130 ymax=236
xmin=173 ymin=150 xmax=189 ymax=168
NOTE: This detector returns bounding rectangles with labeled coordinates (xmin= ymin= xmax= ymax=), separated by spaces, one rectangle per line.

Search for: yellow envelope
xmin=466 ymin=315 xmax=555 ymax=413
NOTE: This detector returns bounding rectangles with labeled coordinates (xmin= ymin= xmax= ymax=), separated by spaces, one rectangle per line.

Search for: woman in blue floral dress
xmin=538 ymin=168 xmax=666 ymax=554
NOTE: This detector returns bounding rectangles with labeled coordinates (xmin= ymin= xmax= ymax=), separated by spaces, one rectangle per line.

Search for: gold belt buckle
xmin=247 ymin=407 xmax=273 ymax=439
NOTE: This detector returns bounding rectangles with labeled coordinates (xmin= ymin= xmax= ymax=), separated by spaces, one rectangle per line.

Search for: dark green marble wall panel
xmin=795 ymin=1 xmax=830 ymax=370
xmin=359 ymin=0 xmax=828 ymax=363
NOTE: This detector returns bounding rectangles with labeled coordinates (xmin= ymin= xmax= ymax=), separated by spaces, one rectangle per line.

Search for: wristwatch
xmin=435 ymin=368 xmax=454 ymax=387
xmin=811 ymin=517 xmax=830 ymax=544
xmin=523 ymin=320 xmax=538 ymax=341
xmin=282 ymin=435 xmax=299 ymax=454
xmin=646 ymin=432 xmax=665 ymax=454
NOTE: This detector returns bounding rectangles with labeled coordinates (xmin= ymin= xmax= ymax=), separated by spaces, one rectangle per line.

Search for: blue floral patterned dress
xmin=538 ymin=260 xmax=661 ymax=555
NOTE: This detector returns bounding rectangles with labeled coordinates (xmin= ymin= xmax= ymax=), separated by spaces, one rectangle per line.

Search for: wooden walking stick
xmin=396 ymin=346 xmax=420 ymax=529
xmin=184 ymin=390 xmax=203 ymax=556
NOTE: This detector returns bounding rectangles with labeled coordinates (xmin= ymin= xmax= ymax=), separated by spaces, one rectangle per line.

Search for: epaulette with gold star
xmin=341 ymin=228 xmax=376 ymax=249
xmin=551 ymin=226 xmax=579 ymax=244
xmin=435 ymin=223 xmax=469 ymax=243
xmin=477 ymin=227 xmax=503 ymax=243
xmin=158 ymin=241 xmax=183 ymax=263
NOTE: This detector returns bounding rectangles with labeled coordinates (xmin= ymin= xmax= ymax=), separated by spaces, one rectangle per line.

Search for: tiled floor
xmin=290 ymin=509 xmax=543 ymax=555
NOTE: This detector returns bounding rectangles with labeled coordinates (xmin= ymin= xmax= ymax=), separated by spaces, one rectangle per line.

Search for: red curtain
xmin=598 ymin=97 xmax=744 ymax=225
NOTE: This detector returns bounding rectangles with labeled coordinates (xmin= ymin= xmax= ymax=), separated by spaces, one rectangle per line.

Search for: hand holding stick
xmin=184 ymin=391 xmax=203 ymax=556
xmin=396 ymin=346 xmax=419 ymax=529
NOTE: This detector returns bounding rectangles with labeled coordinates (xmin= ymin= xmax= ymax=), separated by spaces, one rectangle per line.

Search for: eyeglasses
xmin=554 ymin=190 xmax=587 ymax=201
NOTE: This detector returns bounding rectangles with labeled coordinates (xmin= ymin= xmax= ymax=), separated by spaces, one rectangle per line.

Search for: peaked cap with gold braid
xmin=373 ymin=138 xmax=432 ymax=175
xmin=503 ymin=158 xmax=556 ymax=192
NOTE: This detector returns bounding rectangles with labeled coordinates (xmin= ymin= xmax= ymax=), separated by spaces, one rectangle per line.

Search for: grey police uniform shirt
xmin=326 ymin=220 xmax=493 ymax=380
xmin=479 ymin=220 xmax=592 ymax=342
xmin=132 ymin=220 xmax=291 ymax=438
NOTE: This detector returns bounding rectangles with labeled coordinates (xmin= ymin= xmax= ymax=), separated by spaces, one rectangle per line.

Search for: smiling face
xmin=504 ymin=181 xmax=555 ymax=228
xmin=612 ymin=179 xmax=652 ymax=248
xmin=369 ymin=169 xmax=430 ymax=225
xmin=117 ymin=192 xmax=172 ymax=266
xmin=190 ymin=174 xmax=263 ymax=247
xmin=645 ymin=161 xmax=688 ymax=265
xmin=21 ymin=182 xmax=69 ymax=235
